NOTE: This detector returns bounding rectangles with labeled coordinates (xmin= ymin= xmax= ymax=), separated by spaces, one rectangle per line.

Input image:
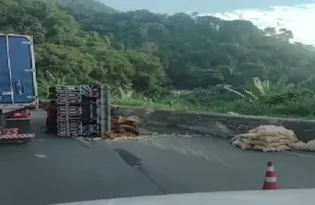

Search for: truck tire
xmin=0 ymin=110 xmax=6 ymax=128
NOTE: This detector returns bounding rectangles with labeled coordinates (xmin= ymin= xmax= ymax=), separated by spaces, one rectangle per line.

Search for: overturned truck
xmin=47 ymin=84 xmax=111 ymax=138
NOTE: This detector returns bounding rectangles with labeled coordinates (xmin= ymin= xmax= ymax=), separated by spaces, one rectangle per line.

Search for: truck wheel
xmin=0 ymin=110 xmax=6 ymax=128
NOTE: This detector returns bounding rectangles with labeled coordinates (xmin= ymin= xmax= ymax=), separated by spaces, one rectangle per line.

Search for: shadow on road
xmin=115 ymin=148 xmax=142 ymax=168
xmin=114 ymin=148 xmax=193 ymax=194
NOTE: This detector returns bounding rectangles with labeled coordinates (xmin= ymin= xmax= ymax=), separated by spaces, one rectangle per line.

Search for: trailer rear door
xmin=0 ymin=35 xmax=36 ymax=105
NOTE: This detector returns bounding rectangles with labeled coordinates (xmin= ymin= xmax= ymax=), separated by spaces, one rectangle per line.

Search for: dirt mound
xmin=106 ymin=115 xmax=141 ymax=139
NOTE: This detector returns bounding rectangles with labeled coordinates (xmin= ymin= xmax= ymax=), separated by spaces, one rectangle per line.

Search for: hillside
xmin=1 ymin=0 xmax=315 ymax=116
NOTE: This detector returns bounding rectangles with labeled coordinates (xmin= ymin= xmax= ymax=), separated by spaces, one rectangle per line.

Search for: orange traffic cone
xmin=262 ymin=161 xmax=278 ymax=190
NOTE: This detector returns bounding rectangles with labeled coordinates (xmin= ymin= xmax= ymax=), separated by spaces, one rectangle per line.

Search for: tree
xmin=1 ymin=0 xmax=315 ymax=97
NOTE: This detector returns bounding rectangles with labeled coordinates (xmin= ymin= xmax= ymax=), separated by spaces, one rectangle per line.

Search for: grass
xmin=36 ymin=72 xmax=315 ymax=119
xmin=112 ymin=94 xmax=315 ymax=120
xmin=112 ymin=97 xmax=197 ymax=111
xmin=38 ymin=86 xmax=315 ymax=120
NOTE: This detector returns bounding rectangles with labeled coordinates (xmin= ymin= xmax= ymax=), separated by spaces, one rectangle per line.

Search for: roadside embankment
xmin=114 ymin=106 xmax=315 ymax=142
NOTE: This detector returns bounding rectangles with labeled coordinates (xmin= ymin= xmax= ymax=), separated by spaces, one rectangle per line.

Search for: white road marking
xmin=180 ymin=150 xmax=189 ymax=155
xmin=73 ymin=137 xmax=90 ymax=144
xmin=34 ymin=154 xmax=46 ymax=158
xmin=206 ymin=151 xmax=232 ymax=168
xmin=185 ymin=148 xmax=204 ymax=157
xmin=151 ymin=141 xmax=169 ymax=150
xmin=148 ymin=139 xmax=232 ymax=168
xmin=203 ymin=156 xmax=213 ymax=163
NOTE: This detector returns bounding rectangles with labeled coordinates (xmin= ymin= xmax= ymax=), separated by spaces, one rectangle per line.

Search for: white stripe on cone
xmin=265 ymin=176 xmax=277 ymax=183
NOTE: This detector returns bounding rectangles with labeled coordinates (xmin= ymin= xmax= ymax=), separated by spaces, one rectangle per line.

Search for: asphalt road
xmin=1 ymin=110 xmax=315 ymax=205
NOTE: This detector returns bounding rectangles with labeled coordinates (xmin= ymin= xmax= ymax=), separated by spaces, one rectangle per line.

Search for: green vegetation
xmin=2 ymin=0 xmax=315 ymax=117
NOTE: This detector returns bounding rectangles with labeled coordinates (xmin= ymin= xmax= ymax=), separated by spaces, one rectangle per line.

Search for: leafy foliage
xmin=2 ymin=0 xmax=315 ymax=117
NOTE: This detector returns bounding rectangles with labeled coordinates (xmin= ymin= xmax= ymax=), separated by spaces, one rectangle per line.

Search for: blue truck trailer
xmin=0 ymin=34 xmax=37 ymax=142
